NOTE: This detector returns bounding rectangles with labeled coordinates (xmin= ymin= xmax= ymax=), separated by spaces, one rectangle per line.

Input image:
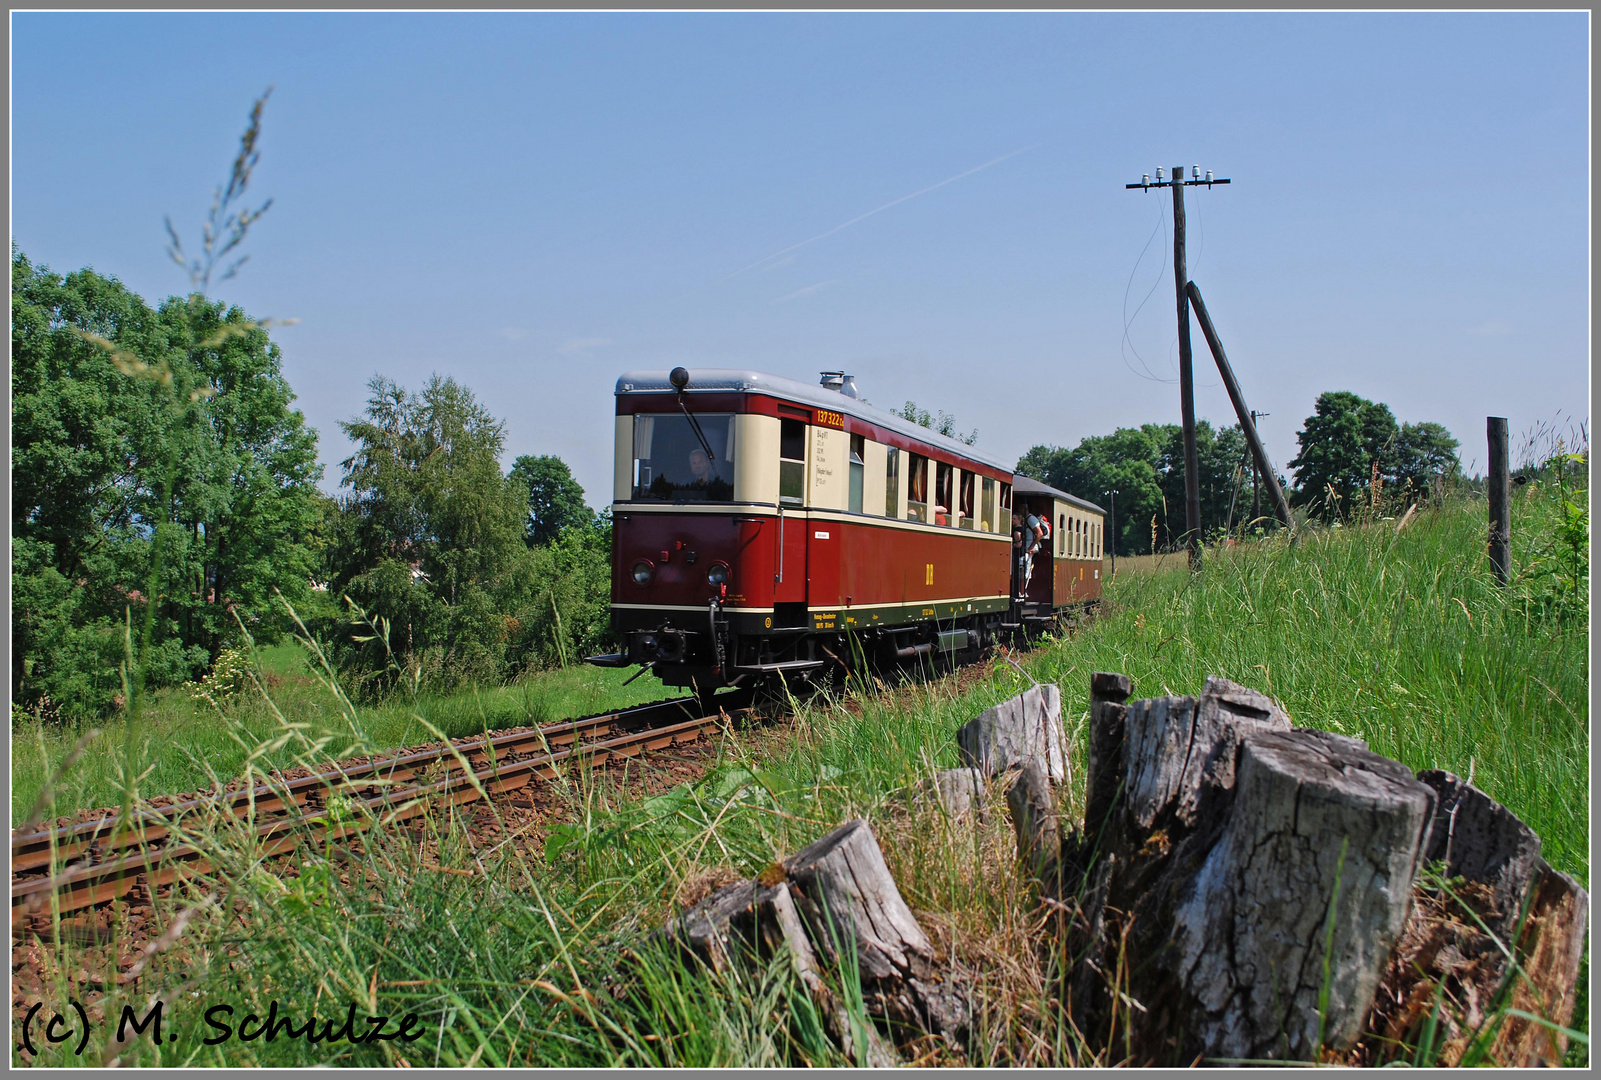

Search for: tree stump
xmin=658 ymin=818 xmax=965 ymax=1064
xmin=957 ymin=683 xmax=1066 ymax=782
xmin=1416 ymin=769 xmax=1542 ymax=945
xmin=1070 ymin=674 xmax=1439 ymax=1065
xmin=930 ymin=767 xmax=987 ymax=821
xmin=783 ymin=818 xmax=969 ymax=1044
xmin=1005 ymin=762 xmax=1060 ymax=893
xmin=1493 ymin=859 xmax=1588 ymax=1066
xmin=1169 ymin=729 xmax=1436 ymax=1061
xmin=1083 ymin=672 xmax=1132 ymax=846
xmin=659 ymin=873 xmax=898 ymax=1066
xmin=1363 ymin=770 xmax=1589 ymax=1066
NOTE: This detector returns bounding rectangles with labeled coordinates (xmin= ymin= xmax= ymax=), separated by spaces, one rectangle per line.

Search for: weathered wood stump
xmin=1417 ymin=769 xmax=1542 ymax=944
xmin=783 ymin=818 xmax=969 ymax=1044
xmin=930 ymin=766 xmax=987 ymax=821
xmin=1170 ymin=729 xmax=1435 ymax=1061
xmin=1494 ymin=860 xmax=1588 ymax=1066
xmin=1069 ymin=675 xmax=1438 ymax=1064
xmin=1083 ymin=671 xmax=1132 ymax=843
xmin=957 ymin=682 xmax=1066 ymax=782
xmin=1005 ymin=762 xmax=1060 ymax=892
xmin=659 ymin=873 xmax=897 ymax=1066
xmin=1365 ymin=769 xmax=1589 ymax=1066
xmin=659 ymin=818 xmax=965 ymax=1064
xmin=1064 ymin=673 xmax=1586 ymax=1067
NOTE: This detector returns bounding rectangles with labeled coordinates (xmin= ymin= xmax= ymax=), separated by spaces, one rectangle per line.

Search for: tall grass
xmin=10 ymin=647 xmax=674 ymax=822
xmin=13 ymin=486 xmax=1585 ymax=1066
xmin=1051 ymin=481 xmax=1587 ymax=881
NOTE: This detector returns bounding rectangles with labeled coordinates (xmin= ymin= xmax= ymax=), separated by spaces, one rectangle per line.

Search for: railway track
xmin=11 ymin=689 xmax=755 ymax=933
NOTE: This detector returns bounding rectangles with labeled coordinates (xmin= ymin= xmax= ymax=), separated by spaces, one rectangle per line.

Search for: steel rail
xmin=12 ymin=694 xmax=712 ymax=873
xmin=12 ymin=691 xmax=749 ymax=930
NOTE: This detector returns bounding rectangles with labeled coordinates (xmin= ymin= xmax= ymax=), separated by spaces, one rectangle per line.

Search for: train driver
xmin=685 ymin=447 xmax=732 ymax=500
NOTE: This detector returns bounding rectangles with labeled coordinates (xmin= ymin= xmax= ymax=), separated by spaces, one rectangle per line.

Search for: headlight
xmin=632 ymin=561 xmax=654 ymax=585
xmin=706 ymin=563 xmax=729 ymax=586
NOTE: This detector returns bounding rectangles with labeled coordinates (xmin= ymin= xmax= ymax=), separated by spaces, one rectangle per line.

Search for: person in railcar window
xmin=686 ymin=448 xmax=732 ymax=500
xmin=907 ymin=454 xmax=928 ymax=521
xmin=635 ymin=413 xmax=736 ymax=501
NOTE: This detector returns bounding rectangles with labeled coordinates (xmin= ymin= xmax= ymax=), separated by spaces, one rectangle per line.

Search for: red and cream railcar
xmin=1010 ymin=475 xmax=1107 ymax=626
xmin=597 ymin=368 xmax=1024 ymax=693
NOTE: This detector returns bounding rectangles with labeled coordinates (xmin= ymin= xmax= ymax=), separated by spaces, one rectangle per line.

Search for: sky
xmin=11 ymin=12 xmax=1590 ymax=508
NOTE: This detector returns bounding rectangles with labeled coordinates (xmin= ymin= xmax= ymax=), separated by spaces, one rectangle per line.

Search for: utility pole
xmin=1105 ymin=489 xmax=1118 ymax=577
xmin=1127 ymin=165 xmax=1229 ymax=571
xmin=1250 ymin=409 xmax=1268 ymax=527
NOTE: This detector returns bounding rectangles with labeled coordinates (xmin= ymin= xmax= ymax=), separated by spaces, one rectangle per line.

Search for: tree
xmin=330 ymin=374 xmax=539 ymax=691
xmin=1392 ymin=421 xmax=1462 ymax=495
xmin=1287 ymin=391 xmax=1398 ymax=517
xmin=1288 ymin=392 xmax=1459 ymax=518
xmin=893 ymin=400 xmax=977 ymax=445
xmin=12 ymin=250 xmax=323 ymax=716
xmin=1155 ymin=422 xmax=1252 ymax=538
xmin=509 ymin=454 xmax=592 ymax=546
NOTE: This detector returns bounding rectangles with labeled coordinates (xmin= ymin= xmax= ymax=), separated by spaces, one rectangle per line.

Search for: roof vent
xmin=819 ymin=371 xmax=859 ymax=399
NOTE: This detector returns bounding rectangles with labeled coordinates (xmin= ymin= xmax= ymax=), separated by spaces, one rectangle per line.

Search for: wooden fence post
xmin=1488 ymin=416 xmax=1510 ymax=585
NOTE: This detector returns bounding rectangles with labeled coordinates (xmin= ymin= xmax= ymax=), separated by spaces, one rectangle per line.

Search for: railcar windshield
xmin=632 ymin=413 xmax=736 ymax=501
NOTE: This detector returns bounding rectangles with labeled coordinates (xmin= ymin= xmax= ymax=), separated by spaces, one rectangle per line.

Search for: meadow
xmin=10 ymin=650 xmax=671 ymax=825
xmin=12 ymin=477 xmax=1588 ymax=1066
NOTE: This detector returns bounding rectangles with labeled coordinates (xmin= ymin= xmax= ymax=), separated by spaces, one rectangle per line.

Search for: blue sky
xmin=12 ymin=12 xmax=1589 ymax=507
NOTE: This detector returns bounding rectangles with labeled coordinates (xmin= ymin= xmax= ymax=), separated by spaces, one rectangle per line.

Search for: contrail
xmin=725 ymin=143 xmax=1042 ymax=279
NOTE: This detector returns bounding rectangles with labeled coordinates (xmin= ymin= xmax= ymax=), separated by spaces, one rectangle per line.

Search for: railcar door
xmin=1022 ymin=497 xmax=1054 ymax=605
xmin=773 ymin=505 xmax=808 ymax=606
xmin=773 ymin=411 xmax=811 ymax=612
xmin=807 ymin=521 xmax=840 ymax=610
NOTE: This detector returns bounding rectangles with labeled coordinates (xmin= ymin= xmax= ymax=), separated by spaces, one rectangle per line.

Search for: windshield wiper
xmin=677 ymin=392 xmax=717 ymax=463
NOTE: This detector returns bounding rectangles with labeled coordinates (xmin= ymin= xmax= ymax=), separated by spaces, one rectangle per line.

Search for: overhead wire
xmin=1119 ymin=201 xmax=1177 ymax=384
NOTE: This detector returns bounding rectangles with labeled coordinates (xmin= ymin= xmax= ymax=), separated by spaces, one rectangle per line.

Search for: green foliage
xmin=892 ymin=400 xmax=977 ymax=445
xmin=1016 ymin=420 xmax=1251 ymax=555
xmin=182 ymin=644 xmax=260 ymax=705
xmin=1515 ymin=447 xmax=1589 ymax=621
xmin=323 ymin=376 xmax=613 ymax=694
xmin=510 ymin=453 xmax=593 ymax=546
xmin=11 ymin=250 xmax=323 ymax=719
xmin=1288 ymin=391 xmax=1460 ymax=518
xmin=1393 ymin=421 xmax=1462 ymax=493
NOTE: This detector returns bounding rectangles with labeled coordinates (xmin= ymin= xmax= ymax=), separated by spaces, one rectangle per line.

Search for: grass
xmin=10 ymin=652 xmax=673 ymax=823
xmin=12 ymin=481 xmax=1587 ymax=1066
xmin=1083 ymin=485 xmax=1587 ymax=882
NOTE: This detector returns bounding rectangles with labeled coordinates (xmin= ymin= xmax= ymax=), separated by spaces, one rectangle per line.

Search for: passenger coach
xmin=589 ymin=367 xmax=1103 ymax=697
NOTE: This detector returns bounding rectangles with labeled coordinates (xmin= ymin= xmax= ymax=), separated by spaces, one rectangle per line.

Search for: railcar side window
xmin=999 ymin=481 xmax=1012 ymax=515
xmin=632 ymin=413 xmax=736 ymax=501
xmin=1059 ymin=514 xmax=1066 ymax=555
xmin=849 ymin=434 xmax=865 ymax=513
xmin=934 ymin=462 xmax=953 ymax=526
xmin=885 ymin=447 xmax=900 ymax=517
xmin=981 ymin=477 xmax=996 ymax=532
xmin=959 ymin=472 xmax=975 ymax=530
xmin=779 ymin=418 xmax=806 ymax=505
xmin=907 ymin=453 xmax=929 ymax=522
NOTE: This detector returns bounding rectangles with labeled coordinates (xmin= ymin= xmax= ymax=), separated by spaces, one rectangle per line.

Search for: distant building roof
xmin=1012 ymin=473 xmax=1106 ymax=515
xmin=615 ymin=368 xmax=1013 ymax=472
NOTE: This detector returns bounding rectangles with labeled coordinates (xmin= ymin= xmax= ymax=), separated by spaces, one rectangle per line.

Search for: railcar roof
xmin=1012 ymin=474 xmax=1106 ymax=515
xmin=615 ymin=368 xmax=1013 ymax=472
